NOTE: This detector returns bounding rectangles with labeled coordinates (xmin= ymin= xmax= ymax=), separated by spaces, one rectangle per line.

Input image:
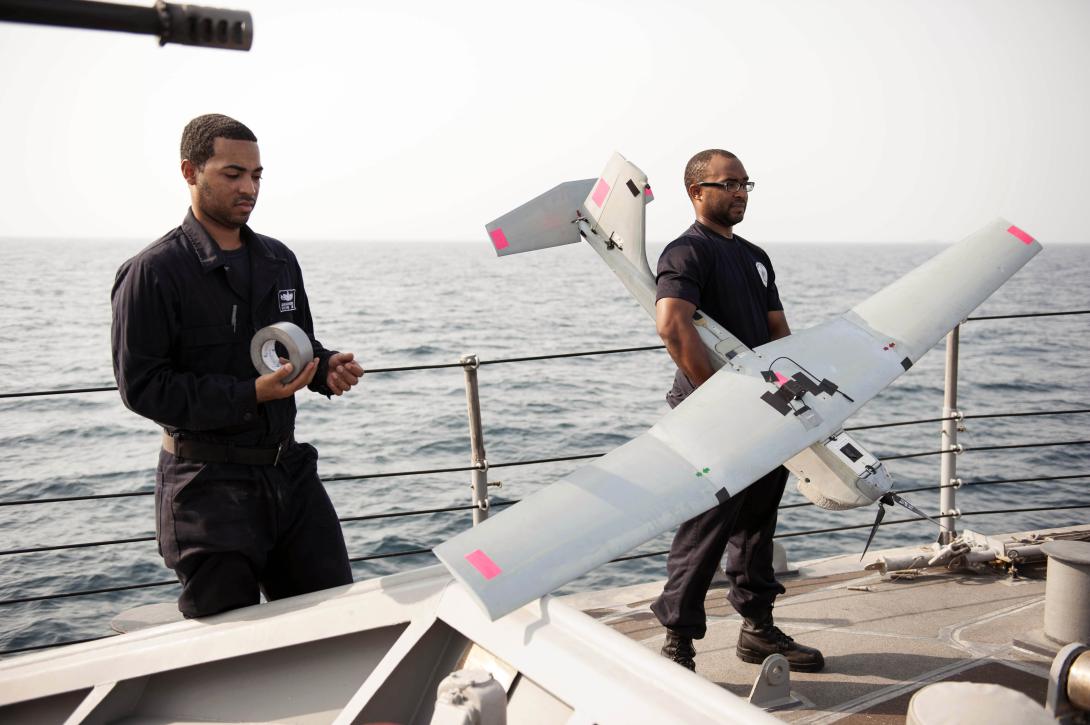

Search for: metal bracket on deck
xmin=748 ymin=654 xmax=804 ymax=711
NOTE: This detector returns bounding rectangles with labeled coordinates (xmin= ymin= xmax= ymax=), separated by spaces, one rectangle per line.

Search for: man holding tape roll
xmin=111 ymin=114 xmax=364 ymax=618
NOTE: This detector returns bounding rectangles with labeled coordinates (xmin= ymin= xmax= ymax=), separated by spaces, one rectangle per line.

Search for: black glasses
xmin=697 ymin=180 xmax=755 ymax=193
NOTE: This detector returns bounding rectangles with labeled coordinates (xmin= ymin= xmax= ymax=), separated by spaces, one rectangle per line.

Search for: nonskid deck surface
xmin=568 ymin=527 xmax=1090 ymax=724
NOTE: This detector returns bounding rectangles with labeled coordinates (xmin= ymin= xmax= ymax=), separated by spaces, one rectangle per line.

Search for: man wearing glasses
xmin=650 ymin=149 xmax=825 ymax=673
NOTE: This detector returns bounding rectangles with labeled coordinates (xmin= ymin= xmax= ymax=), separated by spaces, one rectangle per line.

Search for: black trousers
xmin=155 ymin=440 xmax=353 ymax=618
xmin=651 ymin=465 xmax=789 ymax=639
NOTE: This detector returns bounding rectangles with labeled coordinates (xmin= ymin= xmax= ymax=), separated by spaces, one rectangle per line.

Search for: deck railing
xmin=0 ymin=309 xmax=1087 ymax=656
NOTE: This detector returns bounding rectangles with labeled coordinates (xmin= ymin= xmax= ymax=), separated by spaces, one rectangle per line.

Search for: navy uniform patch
xmin=279 ymin=289 xmax=296 ymax=312
xmin=755 ymin=261 xmax=769 ymax=287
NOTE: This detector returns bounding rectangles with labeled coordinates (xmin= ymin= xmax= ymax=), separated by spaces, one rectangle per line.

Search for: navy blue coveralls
xmin=650 ymin=222 xmax=789 ymax=638
xmin=111 ymin=210 xmax=352 ymax=617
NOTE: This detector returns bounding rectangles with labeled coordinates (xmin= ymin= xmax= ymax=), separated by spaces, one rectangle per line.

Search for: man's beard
xmin=199 ymin=180 xmax=252 ymax=228
xmin=709 ymin=203 xmax=745 ymax=228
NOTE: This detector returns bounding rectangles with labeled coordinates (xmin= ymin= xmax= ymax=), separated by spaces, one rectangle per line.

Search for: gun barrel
xmin=0 ymin=0 xmax=253 ymax=51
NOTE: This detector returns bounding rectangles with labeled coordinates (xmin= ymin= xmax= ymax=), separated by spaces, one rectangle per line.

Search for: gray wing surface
xmin=434 ymin=218 xmax=1040 ymax=620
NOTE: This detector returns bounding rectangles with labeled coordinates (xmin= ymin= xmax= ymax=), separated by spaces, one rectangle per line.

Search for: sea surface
xmin=0 ymin=236 xmax=1087 ymax=655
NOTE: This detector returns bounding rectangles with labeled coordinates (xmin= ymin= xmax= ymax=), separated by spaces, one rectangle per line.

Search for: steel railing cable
xmin=610 ymin=549 xmax=670 ymax=562
xmin=966 ymin=309 xmax=1090 ymax=321
xmin=777 ymin=472 xmax=1090 ymax=510
xmin=339 ymin=499 xmax=517 ymax=523
xmin=881 ymin=439 xmax=1090 ymax=461
xmin=0 ymin=490 xmax=154 ymax=506
xmin=0 ymin=547 xmax=441 ymax=607
xmin=0 ymin=454 xmax=609 ymax=506
xmin=847 ymin=415 xmax=959 ymax=432
xmin=323 ymin=463 xmax=479 ymax=482
xmin=774 ymin=504 xmax=1090 ymax=540
xmin=0 ymin=635 xmax=114 ymax=657
xmin=477 ymin=345 xmax=665 ymax=366
xmin=7 ymin=408 xmax=1090 ymax=508
xmin=6 ymin=500 xmax=1090 ymax=611
xmin=959 ymin=503 xmax=1090 ymax=517
xmin=10 ymin=496 xmax=1090 ymax=658
xmin=12 ymin=456 xmax=1086 ymax=556
xmin=0 ymin=579 xmax=177 ymax=607
xmin=0 ymin=385 xmax=118 ymax=399
xmin=348 ymin=548 xmax=432 ymax=563
xmin=894 ymin=473 xmax=1090 ymax=496
xmin=882 ymin=447 xmax=959 ymax=461
xmin=0 ymin=501 xmax=520 ymax=557
xmin=0 ymin=539 xmax=455 ymax=607
xmin=3 ymin=434 xmax=1086 ymax=554
xmin=578 ymin=497 xmax=1090 ymax=560
xmin=0 ymin=344 xmax=668 ymax=400
xmin=0 ymin=535 xmax=155 ymax=557
xmin=3 ymin=308 xmax=1087 ymax=399
xmin=846 ymin=407 xmax=1090 ymax=432
xmin=962 ymin=408 xmax=1090 ymax=422
xmin=321 ymin=452 xmax=607 ymax=483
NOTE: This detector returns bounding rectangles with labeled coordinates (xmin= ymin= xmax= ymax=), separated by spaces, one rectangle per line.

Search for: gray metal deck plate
xmin=598 ymin=567 xmax=1056 ymax=722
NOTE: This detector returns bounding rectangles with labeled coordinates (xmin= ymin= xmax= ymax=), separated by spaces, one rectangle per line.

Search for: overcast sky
xmin=2 ymin=0 xmax=1088 ymax=244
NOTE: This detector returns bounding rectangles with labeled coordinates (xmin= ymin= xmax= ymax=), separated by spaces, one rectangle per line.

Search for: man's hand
xmin=255 ymin=358 xmax=318 ymax=403
xmin=326 ymin=351 xmax=365 ymax=396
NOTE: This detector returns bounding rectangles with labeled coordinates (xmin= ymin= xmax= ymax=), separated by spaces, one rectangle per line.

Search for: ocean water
xmin=0 ymin=236 xmax=1087 ymax=655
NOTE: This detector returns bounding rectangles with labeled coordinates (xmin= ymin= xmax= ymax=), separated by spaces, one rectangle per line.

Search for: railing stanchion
xmin=939 ymin=325 xmax=960 ymax=543
xmin=461 ymin=354 xmax=490 ymax=525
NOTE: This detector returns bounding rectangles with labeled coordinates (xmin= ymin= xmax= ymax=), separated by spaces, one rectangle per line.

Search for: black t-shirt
xmin=222 ymin=244 xmax=251 ymax=301
xmin=656 ymin=222 xmax=783 ymax=406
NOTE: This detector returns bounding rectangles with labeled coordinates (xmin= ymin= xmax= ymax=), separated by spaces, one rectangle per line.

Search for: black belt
xmin=162 ymin=432 xmax=288 ymax=466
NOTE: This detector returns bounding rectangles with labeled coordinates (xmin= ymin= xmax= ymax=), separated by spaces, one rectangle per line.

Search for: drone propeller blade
xmin=890 ymin=492 xmax=951 ymax=532
xmin=860 ymin=503 xmax=887 ymax=560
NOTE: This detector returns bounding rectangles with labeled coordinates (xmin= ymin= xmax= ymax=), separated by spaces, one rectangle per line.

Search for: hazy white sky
xmin=2 ymin=0 xmax=1088 ymax=244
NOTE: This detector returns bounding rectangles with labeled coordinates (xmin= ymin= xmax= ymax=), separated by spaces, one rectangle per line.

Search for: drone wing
xmin=435 ymin=216 xmax=1040 ymax=621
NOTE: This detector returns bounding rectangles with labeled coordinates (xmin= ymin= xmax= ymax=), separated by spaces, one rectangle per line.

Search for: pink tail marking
xmin=591 ymin=178 xmax=610 ymax=208
xmin=490 ymin=228 xmax=509 ymax=251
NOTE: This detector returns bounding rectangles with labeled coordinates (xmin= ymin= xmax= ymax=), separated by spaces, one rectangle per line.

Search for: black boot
xmin=660 ymin=630 xmax=696 ymax=672
xmin=736 ymin=612 xmax=824 ymax=672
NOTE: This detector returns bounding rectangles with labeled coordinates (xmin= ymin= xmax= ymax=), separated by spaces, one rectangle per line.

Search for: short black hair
xmin=180 ymin=114 xmax=257 ymax=168
xmin=684 ymin=149 xmax=738 ymax=190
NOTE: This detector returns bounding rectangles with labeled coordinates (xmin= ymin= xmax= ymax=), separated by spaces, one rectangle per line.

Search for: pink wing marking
xmin=465 ymin=549 xmax=502 ymax=580
xmin=1006 ymin=225 xmax=1035 ymax=245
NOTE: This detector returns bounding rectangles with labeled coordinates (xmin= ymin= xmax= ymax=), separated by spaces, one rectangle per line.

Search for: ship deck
xmin=565 ymin=527 xmax=1090 ymax=723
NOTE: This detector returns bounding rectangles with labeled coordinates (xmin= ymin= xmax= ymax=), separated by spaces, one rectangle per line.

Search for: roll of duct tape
xmin=250 ymin=322 xmax=314 ymax=383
